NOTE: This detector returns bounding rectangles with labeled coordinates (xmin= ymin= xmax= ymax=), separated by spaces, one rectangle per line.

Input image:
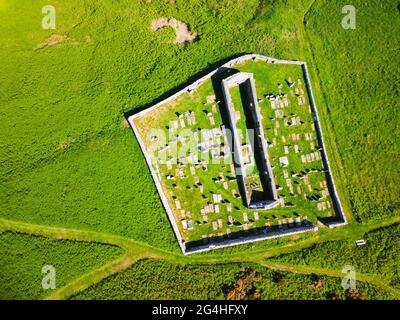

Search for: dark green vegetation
xmin=228 ymin=81 xmax=264 ymax=199
xmin=0 ymin=0 xmax=398 ymax=300
xmin=0 ymin=0 xmax=315 ymax=252
xmin=272 ymin=223 xmax=400 ymax=290
xmin=0 ymin=231 xmax=123 ymax=299
xmin=71 ymin=259 xmax=394 ymax=300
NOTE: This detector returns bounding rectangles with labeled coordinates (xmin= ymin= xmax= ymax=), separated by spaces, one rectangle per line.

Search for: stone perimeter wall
xmin=128 ymin=54 xmax=348 ymax=255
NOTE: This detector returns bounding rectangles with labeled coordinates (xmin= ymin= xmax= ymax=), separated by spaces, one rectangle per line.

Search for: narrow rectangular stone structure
xmin=221 ymin=72 xmax=279 ymax=210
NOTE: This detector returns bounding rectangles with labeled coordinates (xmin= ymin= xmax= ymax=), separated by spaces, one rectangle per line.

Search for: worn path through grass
xmin=1 ymin=216 xmax=399 ymax=299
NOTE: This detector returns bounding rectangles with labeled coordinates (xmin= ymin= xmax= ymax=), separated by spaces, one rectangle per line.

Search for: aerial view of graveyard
xmin=131 ymin=57 xmax=346 ymax=252
xmin=1 ymin=0 xmax=399 ymax=302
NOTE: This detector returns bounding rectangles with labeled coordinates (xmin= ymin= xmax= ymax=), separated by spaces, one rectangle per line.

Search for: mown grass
xmin=0 ymin=231 xmax=123 ymax=299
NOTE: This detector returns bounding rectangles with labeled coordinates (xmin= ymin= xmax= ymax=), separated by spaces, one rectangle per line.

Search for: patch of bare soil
xmin=225 ymin=269 xmax=261 ymax=300
xmin=310 ymin=274 xmax=324 ymax=291
xmin=121 ymin=119 xmax=130 ymax=129
xmin=37 ymin=34 xmax=69 ymax=49
xmin=151 ymin=17 xmax=197 ymax=44
xmin=56 ymin=137 xmax=75 ymax=151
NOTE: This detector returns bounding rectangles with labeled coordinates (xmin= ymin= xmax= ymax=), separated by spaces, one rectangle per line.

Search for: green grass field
xmin=271 ymin=223 xmax=400 ymax=290
xmin=0 ymin=231 xmax=123 ymax=299
xmin=0 ymin=0 xmax=398 ymax=300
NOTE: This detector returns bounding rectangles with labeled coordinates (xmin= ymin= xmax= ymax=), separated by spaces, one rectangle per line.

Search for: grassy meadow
xmin=0 ymin=231 xmax=123 ymax=299
xmin=0 ymin=0 xmax=398 ymax=299
xmin=304 ymin=0 xmax=400 ymax=222
xmin=271 ymin=223 xmax=400 ymax=290
xmin=134 ymin=60 xmax=336 ymax=244
xmin=0 ymin=0 xmax=313 ymax=252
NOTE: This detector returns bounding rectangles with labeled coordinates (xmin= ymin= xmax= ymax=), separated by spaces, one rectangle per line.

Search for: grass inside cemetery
xmin=0 ymin=0 xmax=398 ymax=299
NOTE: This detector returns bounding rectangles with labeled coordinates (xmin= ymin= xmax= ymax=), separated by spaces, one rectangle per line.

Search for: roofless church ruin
xmin=221 ymin=72 xmax=279 ymax=210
